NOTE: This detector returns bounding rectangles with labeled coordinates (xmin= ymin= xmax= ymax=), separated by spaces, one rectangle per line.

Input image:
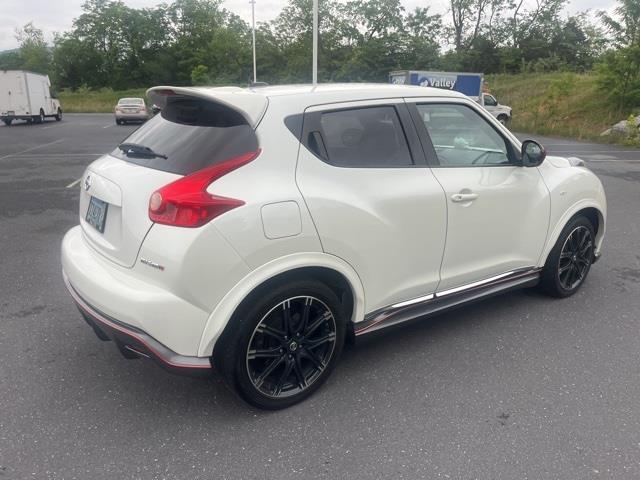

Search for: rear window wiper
xmin=118 ymin=143 xmax=168 ymax=159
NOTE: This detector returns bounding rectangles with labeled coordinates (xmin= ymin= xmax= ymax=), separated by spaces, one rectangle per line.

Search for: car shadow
xmin=73 ymin=287 xmax=548 ymax=418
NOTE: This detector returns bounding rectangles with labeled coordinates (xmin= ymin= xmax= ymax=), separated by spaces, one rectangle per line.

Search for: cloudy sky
xmin=0 ymin=0 xmax=616 ymax=51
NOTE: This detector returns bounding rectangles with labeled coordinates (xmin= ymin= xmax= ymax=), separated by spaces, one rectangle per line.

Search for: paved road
xmin=1 ymin=115 xmax=639 ymax=479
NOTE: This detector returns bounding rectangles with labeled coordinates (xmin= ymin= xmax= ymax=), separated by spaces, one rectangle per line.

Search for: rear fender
xmin=197 ymin=252 xmax=365 ymax=357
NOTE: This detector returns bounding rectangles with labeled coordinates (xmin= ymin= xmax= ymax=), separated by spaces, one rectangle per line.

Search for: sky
xmin=0 ymin=0 xmax=617 ymax=51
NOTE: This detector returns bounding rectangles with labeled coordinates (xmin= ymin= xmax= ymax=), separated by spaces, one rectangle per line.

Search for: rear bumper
xmin=115 ymin=113 xmax=149 ymax=121
xmin=61 ymin=225 xmax=211 ymax=356
xmin=64 ymin=271 xmax=212 ymax=377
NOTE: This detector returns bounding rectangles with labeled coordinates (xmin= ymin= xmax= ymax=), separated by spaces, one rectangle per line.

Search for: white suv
xmin=62 ymin=84 xmax=606 ymax=409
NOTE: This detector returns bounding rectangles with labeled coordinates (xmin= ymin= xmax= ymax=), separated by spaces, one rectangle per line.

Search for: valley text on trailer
xmin=390 ymin=70 xmax=512 ymax=125
xmin=0 ymin=70 xmax=62 ymax=126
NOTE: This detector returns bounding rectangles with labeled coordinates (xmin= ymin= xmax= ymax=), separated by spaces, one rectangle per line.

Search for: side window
xmin=317 ymin=106 xmax=413 ymax=167
xmin=483 ymin=94 xmax=497 ymax=106
xmin=416 ymin=104 xmax=513 ymax=167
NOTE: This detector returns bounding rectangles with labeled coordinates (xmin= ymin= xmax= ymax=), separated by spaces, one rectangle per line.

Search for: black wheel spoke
xmin=304 ymin=311 xmax=331 ymax=337
xmin=272 ymin=359 xmax=294 ymax=396
xmin=254 ymin=357 xmax=284 ymax=388
xmin=257 ymin=324 xmax=286 ymax=343
xmin=282 ymin=300 xmax=292 ymax=336
xmin=306 ymin=332 xmax=336 ymax=350
xmin=300 ymin=298 xmax=312 ymax=334
xmin=302 ymin=348 xmax=326 ymax=372
xmin=293 ymin=356 xmax=307 ymax=389
xmin=247 ymin=346 xmax=282 ymax=360
xmin=580 ymin=241 xmax=593 ymax=256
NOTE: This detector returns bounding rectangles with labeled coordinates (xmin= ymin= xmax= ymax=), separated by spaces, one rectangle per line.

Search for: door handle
xmin=451 ymin=193 xmax=478 ymax=203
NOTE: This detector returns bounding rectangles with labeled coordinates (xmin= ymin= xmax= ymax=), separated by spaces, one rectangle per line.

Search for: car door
xmin=296 ymin=99 xmax=447 ymax=314
xmin=407 ymin=99 xmax=550 ymax=291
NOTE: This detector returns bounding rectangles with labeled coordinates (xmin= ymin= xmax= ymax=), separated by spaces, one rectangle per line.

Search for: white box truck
xmin=0 ymin=70 xmax=62 ymax=126
xmin=390 ymin=70 xmax=513 ymax=125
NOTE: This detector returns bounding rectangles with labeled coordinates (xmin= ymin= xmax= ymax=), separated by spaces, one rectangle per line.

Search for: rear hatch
xmin=80 ymin=88 xmax=265 ymax=268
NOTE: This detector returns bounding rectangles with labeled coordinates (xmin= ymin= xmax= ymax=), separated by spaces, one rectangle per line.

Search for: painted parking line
xmin=0 ymin=138 xmax=65 ymax=160
xmin=66 ymin=178 xmax=82 ymax=189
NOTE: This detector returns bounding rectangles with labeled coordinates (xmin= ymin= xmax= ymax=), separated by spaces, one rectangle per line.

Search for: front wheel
xmin=538 ymin=216 xmax=595 ymax=298
xmin=497 ymin=114 xmax=509 ymax=126
xmin=2 ymin=119 xmax=11 ymax=126
xmin=55 ymin=109 xmax=62 ymax=121
xmin=216 ymin=280 xmax=346 ymax=410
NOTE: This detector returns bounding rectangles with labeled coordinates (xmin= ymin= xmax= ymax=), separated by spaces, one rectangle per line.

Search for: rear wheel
xmin=116 ymin=119 xmax=122 ymax=125
xmin=538 ymin=216 xmax=595 ymax=298
xmin=2 ymin=119 xmax=11 ymax=126
xmin=55 ymin=109 xmax=62 ymax=121
xmin=216 ymin=280 xmax=346 ymax=410
xmin=497 ymin=114 xmax=509 ymax=126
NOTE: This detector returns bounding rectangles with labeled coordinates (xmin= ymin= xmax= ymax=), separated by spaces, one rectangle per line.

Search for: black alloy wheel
xmin=216 ymin=279 xmax=345 ymax=409
xmin=246 ymin=296 xmax=337 ymax=399
xmin=557 ymin=226 xmax=593 ymax=291
xmin=539 ymin=215 xmax=595 ymax=298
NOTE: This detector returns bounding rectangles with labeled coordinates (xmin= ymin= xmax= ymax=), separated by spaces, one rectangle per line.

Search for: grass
xmin=486 ymin=72 xmax=632 ymax=142
xmin=58 ymin=74 xmax=637 ymax=144
xmin=58 ymin=88 xmax=147 ymax=113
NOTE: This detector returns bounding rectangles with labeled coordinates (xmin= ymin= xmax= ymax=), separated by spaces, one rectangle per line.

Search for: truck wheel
xmin=55 ymin=109 xmax=62 ymax=121
xmin=497 ymin=114 xmax=509 ymax=126
xmin=2 ymin=119 xmax=11 ymax=126
xmin=39 ymin=110 xmax=45 ymax=124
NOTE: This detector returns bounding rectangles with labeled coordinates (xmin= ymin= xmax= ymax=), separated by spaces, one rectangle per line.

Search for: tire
xmin=538 ymin=215 xmax=595 ymax=298
xmin=497 ymin=114 xmax=509 ymax=126
xmin=38 ymin=110 xmax=45 ymax=124
xmin=2 ymin=119 xmax=11 ymax=126
xmin=215 ymin=279 xmax=346 ymax=410
xmin=116 ymin=119 xmax=122 ymax=125
xmin=55 ymin=109 xmax=62 ymax=121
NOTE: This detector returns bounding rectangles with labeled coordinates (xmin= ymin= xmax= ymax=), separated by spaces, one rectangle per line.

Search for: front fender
xmin=537 ymin=162 xmax=607 ymax=267
xmin=197 ymin=252 xmax=366 ymax=357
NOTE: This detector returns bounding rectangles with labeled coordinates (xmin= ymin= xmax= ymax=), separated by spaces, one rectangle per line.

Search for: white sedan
xmin=62 ymin=84 xmax=606 ymax=409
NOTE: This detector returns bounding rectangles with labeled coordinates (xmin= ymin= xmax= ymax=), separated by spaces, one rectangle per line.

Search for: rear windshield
xmin=118 ymin=98 xmax=144 ymax=105
xmin=111 ymin=97 xmax=259 ymax=175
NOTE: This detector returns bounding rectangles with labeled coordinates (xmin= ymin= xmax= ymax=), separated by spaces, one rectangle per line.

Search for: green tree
xmin=597 ymin=0 xmax=640 ymax=107
xmin=15 ymin=22 xmax=52 ymax=74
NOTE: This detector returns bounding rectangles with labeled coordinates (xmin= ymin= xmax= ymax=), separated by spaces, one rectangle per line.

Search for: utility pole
xmin=251 ymin=0 xmax=257 ymax=83
xmin=312 ymin=0 xmax=318 ymax=84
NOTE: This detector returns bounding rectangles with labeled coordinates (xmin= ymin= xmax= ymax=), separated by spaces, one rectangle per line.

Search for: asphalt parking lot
xmin=1 ymin=114 xmax=639 ymax=479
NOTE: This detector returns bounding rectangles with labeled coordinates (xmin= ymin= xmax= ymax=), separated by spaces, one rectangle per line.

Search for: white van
xmin=0 ymin=70 xmax=62 ymax=126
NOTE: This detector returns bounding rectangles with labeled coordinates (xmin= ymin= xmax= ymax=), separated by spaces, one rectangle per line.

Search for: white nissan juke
xmin=62 ymin=84 xmax=606 ymax=409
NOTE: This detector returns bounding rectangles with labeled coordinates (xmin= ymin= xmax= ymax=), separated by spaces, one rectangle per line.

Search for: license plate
xmin=86 ymin=196 xmax=108 ymax=233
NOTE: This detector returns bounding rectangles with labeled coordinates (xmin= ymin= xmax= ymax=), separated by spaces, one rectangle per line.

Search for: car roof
xmin=148 ymin=83 xmax=466 ymax=127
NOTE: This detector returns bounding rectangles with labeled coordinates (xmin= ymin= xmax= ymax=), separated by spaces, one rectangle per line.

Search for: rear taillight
xmin=148 ymin=149 xmax=260 ymax=227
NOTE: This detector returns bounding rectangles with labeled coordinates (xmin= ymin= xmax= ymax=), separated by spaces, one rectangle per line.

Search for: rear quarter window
xmin=316 ymin=106 xmax=413 ymax=168
xmin=111 ymin=97 xmax=258 ymax=175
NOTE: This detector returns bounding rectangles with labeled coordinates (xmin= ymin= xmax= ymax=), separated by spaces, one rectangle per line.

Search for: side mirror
xmin=521 ymin=140 xmax=546 ymax=167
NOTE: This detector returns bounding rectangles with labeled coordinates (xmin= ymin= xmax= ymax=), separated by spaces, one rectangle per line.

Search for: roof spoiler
xmin=147 ymin=86 xmax=268 ymax=128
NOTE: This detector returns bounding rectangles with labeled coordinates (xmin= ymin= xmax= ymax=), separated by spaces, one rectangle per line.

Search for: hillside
xmin=58 ymin=73 xmax=635 ymax=144
xmin=58 ymin=88 xmax=147 ymax=113
xmin=487 ymin=72 xmax=630 ymax=141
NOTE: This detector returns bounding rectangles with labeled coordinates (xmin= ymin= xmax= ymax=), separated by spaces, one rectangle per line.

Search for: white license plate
xmin=86 ymin=196 xmax=108 ymax=233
